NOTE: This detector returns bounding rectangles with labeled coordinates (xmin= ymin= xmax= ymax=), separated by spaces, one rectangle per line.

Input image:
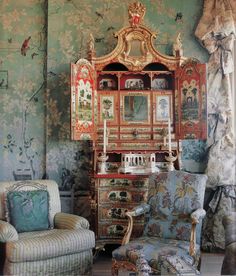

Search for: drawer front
xmin=98 ymin=133 xmax=119 ymax=140
xmin=98 ymin=189 xmax=148 ymax=204
xmin=99 ymin=178 xmax=148 ymax=188
xmin=121 ymin=143 xmax=153 ymax=149
xmin=99 ymin=205 xmax=128 ymax=220
xmin=120 ymin=134 xmax=151 ymax=140
xmin=97 ymin=142 xmax=118 ymax=148
xmin=98 ymin=205 xmax=144 ymax=221
xmin=120 ymin=127 xmax=151 ymax=132
xmin=98 ymin=222 xmax=144 ymax=239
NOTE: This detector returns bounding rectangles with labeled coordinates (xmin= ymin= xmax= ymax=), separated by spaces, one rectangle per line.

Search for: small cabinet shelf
xmin=151 ymin=72 xmax=173 ymax=90
xmin=120 ymin=73 xmax=150 ymax=90
xmin=97 ymin=73 xmax=118 ymax=90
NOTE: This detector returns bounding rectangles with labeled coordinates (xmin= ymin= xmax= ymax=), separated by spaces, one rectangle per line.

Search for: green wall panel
xmin=0 ymin=0 xmax=47 ymax=180
xmin=0 ymin=0 xmax=208 ymax=187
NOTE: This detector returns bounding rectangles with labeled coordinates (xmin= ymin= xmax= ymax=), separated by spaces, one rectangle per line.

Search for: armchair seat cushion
xmin=112 ymin=236 xmax=200 ymax=272
xmin=6 ymin=228 xmax=95 ymax=262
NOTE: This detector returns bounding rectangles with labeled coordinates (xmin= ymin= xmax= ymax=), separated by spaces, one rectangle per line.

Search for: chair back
xmin=0 ymin=180 xmax=61 ymax=227
xmin=143 ymin=171 xmax=207 ymax=244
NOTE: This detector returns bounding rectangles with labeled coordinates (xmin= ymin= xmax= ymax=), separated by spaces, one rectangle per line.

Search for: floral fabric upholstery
xmin=144 ymin=171 xmax=207 ymax=244
xmin=112 ymin=171 xmax=207 ymax=273
xmin=112 ymin=236 xmax=200 ymax=273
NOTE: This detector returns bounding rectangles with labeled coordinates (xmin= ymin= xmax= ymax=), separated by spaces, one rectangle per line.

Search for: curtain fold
xmin=195 ymin=0 xmax=236 ymax=40
xmin=202 ymin=185 xmax=236 ymax=251
xmin=195 ymin=0 xmax=235 ymax=186
xmin=195 ymin=0 xmax=236 ymax=251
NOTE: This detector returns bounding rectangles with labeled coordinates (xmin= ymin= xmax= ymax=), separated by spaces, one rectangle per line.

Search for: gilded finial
xmin=173 ymin=32 xmax=183 ymax=57
xmin=87 ymin=33 xmax=95 ymax=60
xmin=128 ymin=2 xmax=146 ymax=28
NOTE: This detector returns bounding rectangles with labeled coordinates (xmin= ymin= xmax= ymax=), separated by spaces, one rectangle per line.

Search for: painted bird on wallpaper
xmin=0 ymin=79 xmax=4 ymax=87
xmin=31 ymin=52 xmax=39 ymax=59
xmin=21 ymin=36 xmax=31 ymax=56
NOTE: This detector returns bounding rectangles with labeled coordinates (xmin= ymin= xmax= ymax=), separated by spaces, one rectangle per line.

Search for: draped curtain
xmin=195 ymin=0 xmax=236 ymax=251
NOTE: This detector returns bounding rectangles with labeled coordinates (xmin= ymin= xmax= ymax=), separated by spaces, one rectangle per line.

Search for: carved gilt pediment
xmin=91 ymin=1 xmax=183 ymax=71
xmin=117 ymin=27 xmax=155 ymax=71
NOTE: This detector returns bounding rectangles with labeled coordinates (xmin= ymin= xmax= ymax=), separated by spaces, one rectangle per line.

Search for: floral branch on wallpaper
xmin=2 ymin=1 xmax=48 ymax=180
xmin=23 ymin=81 xmax=46 ymax=178
xmin=3 ymin=80 xmax=46 ymax=179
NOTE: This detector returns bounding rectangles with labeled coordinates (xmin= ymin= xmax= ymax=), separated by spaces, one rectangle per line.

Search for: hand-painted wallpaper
xmin=0 ymin=0 xmax=47 ymax=181
xmin=0 ymin=1 xmax=208 ymax=194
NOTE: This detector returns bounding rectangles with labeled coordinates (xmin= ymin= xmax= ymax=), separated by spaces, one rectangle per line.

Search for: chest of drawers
xmin=93 ymin=175 xmax=149 ymax=244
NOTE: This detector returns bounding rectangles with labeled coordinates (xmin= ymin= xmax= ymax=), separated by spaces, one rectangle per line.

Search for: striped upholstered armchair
xmin=0 ymin=180 xmax=95 ymax=275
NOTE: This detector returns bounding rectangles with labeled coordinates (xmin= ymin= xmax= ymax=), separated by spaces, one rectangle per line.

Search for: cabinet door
xmin=71 ymin=59 xmax=95 ymax=140
xmin=175 ymin=60 xmax=207 ymax=139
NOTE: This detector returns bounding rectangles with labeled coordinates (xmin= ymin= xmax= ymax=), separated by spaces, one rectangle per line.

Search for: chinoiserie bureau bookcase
xmin=70 ymin=2 xmax=207 ymax=245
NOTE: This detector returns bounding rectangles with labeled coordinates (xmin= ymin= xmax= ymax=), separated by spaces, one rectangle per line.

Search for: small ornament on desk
xmin=118 ymin=153 xmax=159 ymax=174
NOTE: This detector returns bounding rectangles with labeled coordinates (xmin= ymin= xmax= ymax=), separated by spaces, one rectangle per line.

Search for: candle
xmin=164 ymin=136 xmax=166 ymax=147
xmin=168 ymin=118 xmax=171 ymax=153
xmin=106 ymin=128 xmax=109 ymax=147
xmin=103 ymin=119 xmax=106 ymax=154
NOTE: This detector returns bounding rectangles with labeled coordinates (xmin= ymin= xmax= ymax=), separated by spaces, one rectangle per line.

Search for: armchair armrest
xmin=191 ymin=208 xmax=206 ymax=224
xmin=189 ymin=208 xmax=206 ymax=258
xmin=127 ymin=203 xmax=150 ymax=217
xmin=54 ymin=212 xmax=90 ymax=230
xmin=0 ymin=220 xmax=18 ymax=242
xmin=122 ymin=203 xmax=150 ymax=246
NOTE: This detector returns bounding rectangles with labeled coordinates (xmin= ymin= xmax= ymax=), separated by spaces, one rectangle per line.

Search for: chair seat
xmin=112 ymin=236 xmax=200 ymax=271
xmin=6 ymin=228 xmax=95 ymax=262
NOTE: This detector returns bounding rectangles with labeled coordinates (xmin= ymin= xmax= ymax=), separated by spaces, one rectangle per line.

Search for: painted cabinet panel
xmin=71 ymin=59 xmax=95 ymax=140
xmin=98 ymin=222 xmax=144 ymax=240
xmin=175 ymin=60 xmax=207 ymax=139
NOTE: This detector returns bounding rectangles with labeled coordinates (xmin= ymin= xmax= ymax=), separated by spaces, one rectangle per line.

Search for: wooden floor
xmin=92 ymin=245 xmax=225 ymax=276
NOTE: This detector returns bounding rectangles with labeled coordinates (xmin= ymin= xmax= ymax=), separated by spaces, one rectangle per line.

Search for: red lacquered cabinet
xmin=70 ymin=2 xmax=207 ymax=245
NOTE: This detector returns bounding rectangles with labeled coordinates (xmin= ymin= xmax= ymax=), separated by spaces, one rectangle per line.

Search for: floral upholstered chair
xmin=0 ymin=180 xmax=95 ymax=276
xmin=112 ymin=171 xmax=207 ymax=275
